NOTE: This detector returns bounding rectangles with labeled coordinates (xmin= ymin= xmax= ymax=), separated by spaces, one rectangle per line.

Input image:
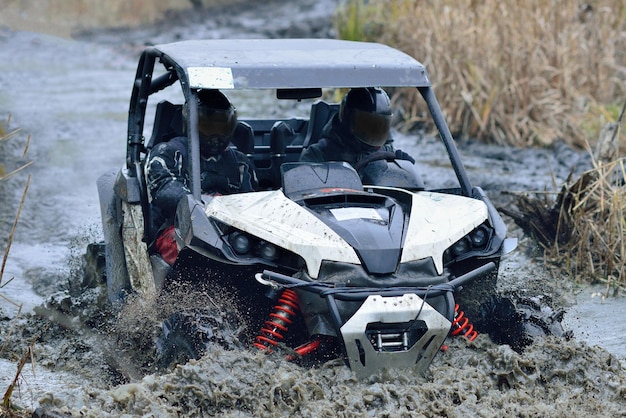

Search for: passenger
xmin=145 ymin=89 xmax=258 ymax=265
xmin=299 ymin=87 xmax=415 ymax=172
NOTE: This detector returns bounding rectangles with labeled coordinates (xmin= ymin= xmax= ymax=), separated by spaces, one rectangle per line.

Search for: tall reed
xmin=336 ymin=0 xmax=626 ymax=151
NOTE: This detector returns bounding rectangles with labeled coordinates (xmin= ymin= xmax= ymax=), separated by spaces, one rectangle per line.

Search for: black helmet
xmin=193 ymin=89 xmax=237 ymax=156
xmin=339 ymin=87 xmax=392 ymax=147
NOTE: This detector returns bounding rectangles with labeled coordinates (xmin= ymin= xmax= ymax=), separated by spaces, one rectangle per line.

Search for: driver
xmin=145 ymin=89 xmax=257 ymax=265
xmin=299 ymin=87 xmax=415 ymax=173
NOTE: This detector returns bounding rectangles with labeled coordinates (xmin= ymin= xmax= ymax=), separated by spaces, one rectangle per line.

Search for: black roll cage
xmin=125 ymin=43 xmax=476 ymax=242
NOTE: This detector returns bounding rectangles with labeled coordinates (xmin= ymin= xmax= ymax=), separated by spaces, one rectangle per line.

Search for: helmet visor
xmin=351 ymin=109 xmax=391 ymax=147
xmin=197 ymin=109 xmax=236 ymax=155
xmin=197 ymin=110 xmax=236 ymax=138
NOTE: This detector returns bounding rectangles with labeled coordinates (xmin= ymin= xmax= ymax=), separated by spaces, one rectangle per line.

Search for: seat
xmin=265 ymin=121 xmax=295 ymax=186
xmin=231 ymin=121 xmax=255 ymax=158
xmin=270 ymin=120 xmax=295 ymax=157
xmin=301 ymin=100 xmax=340 ymax=148
xmin=146 ymin=100 xmax=183 ymax=150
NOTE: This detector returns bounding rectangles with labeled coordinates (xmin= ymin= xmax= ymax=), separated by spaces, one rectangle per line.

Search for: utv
xmin=97 ymin=39 xmax=525 ymax=377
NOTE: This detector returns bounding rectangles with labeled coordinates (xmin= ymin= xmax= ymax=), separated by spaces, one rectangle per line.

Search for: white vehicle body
xmin=203 ymin=189 xmax=489 ymax=277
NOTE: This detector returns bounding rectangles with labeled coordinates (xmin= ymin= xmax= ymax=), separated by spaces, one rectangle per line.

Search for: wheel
xmin=82 ymin=241 xmax=107 ymax=290
xmin=515 ymin=297 xmax=570 ymax=342
xmin=155 ymin=311 xmax=204 ymax=368
xmin=479 ymin=295 xmax=570 ymax=352
xmin=355 ymin=150 xmax=425 ymax=189
xmin=97 ymin=169 xmax=132 ymax=303
xmin=155 ymin=307 xmax=243 ymax=370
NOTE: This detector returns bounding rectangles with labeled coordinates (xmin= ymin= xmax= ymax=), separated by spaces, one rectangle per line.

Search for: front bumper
xmin=341 ymin=293 xmax=451 ymax=377
xmin=258 ymin=262 xmax=495 ymax=376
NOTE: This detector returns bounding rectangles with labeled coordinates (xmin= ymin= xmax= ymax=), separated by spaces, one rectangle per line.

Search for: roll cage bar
xmin=126 ymin=41 xmax=474 ymax=203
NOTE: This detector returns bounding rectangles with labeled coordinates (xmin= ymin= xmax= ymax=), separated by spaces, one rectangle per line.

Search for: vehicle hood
xmin=204 ymin=190 xmax=488 ymax=277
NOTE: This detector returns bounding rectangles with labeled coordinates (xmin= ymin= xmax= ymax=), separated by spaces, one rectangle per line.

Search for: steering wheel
xmin=353 ymin=150 xmax=397 ymax=172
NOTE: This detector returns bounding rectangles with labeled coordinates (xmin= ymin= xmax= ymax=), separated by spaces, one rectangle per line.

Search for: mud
xmin=1 ymin=0 xmax=626 ymax=416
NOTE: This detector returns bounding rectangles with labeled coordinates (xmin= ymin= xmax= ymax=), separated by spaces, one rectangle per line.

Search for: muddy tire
xmin=479 ymin=295 xmax=570 ymax=352
xmin=155 ymin=307 xmax=243 ymax=370
xmin=515 ymin=297 xmax=570 ymax=342
xmin=454 ymin=262 xmax=499 ymax=326
xmin=82 ymin=242 xmax=107 ymax=290
xmin=97 ymin=169 xmax=132 ymax=303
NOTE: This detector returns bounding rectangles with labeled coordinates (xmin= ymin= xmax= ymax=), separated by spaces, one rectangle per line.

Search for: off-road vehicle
xmin=96 ymin=39 xmax=540 ymax=377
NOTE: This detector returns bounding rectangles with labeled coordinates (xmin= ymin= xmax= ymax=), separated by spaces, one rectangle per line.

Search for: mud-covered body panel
xmin=200 ymin=188 xmax=489 ymax=277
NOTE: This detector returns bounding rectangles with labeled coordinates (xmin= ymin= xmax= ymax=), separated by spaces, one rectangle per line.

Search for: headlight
xmin=257 ymin=241 xmax=279 ymax=261
xmin=450 ymin=237 xmax=470 ymax=256
xmin=229 ymin=232 xmax=251 ymax=254
xmin=445 ymin=224 xmax=493 ymax=263
xmin=225 ymin=230 xmax=282 ymax=262
xmin=470 ymin=226 xmax=489 ymax=248
xmin=222 ymin=228 xmax=305 ymax=272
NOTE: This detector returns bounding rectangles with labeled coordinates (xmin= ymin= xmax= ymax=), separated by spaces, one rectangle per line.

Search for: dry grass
xmin=494 ymin=103 xmax=625 ymax=294
xmin=0 ymin=116 xmax=35 ymax=416
xmin=0 ymin=116 xmax=32 ymax=288
xmin=503 ymin=102 xmax=625 ymax=293
xmin=502 ymin=149 xmax=625 ymax=295
xmin=335 ymin=0 xmax=626 ymax=152
xmin=486 ymin=98 xmax=626 ymax=296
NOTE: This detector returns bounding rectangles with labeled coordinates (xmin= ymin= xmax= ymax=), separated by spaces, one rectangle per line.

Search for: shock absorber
xmin=451 ymin=304 xmax=478 ymax=342
xmin=254 ymin=288 xmax=299 ymax=351
xmin=285 ymin=339 xmax=322 ymax=362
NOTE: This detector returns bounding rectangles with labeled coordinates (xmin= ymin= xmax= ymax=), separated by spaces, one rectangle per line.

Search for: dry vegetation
xmin=502 ymin=105 xmax=625 ymax=295
xmin=504 ymin=157 xmax=625 ymax=293
xmin=1 ymin=117 xmax=34 ymax=417
xmin=0 ymin=0 xmax=251 ymax=38
xmin=335 ymin=0 xmax=626 ymax=292
xmin=336 ymin=0 xmax=625 ymax=152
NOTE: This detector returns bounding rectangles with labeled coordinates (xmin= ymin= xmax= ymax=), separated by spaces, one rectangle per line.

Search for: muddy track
xmin=1 ymin=1 xmax=625 ymax=416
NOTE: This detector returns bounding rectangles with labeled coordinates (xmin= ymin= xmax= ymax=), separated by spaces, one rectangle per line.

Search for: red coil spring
xmin=254 ymin=289 xmax=299 ymax=351
xmin=450 ymin=304 xmax=478 ymax=342
xmin=285 ymin=339 xmax=322 ymax=361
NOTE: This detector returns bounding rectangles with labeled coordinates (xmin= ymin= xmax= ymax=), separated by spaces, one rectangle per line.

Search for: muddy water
xmin=1 ymin=0 xmax=626 ymax=416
